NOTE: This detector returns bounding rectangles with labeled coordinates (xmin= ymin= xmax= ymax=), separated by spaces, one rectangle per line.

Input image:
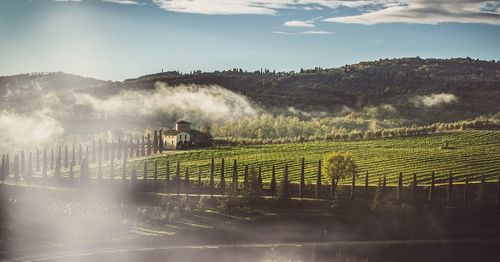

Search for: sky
xmin=0 ymin=0 xmax=499 ymax=81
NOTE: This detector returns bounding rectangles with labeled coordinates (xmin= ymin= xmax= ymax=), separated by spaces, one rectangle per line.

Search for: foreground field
xmin=119 ymin=130 xmax=499 ymax=186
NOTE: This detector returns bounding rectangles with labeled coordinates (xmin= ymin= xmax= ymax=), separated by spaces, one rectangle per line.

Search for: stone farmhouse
xmin=162 ymin=121 xmax=212 ymax=150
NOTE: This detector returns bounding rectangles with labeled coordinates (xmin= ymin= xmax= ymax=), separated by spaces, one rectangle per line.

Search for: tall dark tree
xmin=79 ymin=144 xmax=82 ymax=165
xmin=50 ymin=149 xmax=54 ymax=170
xmin=121 ymin=159 xmax=127 ymax=189
xmin=20 ymin=151 xmax=25 ymax=176
xmin=129 ymin=136 xmax=133 ymax=159
xmin=69 ymin=162 xmax=74 ymax=187
xmin=316 ymin=160 xmax=322 ymax=199
xmin=165 ymin=160 xmax=171 ymax=193
xmin=153 ymin=130 xmax=158 ymax=154
xmin=197 ymin=167 xmax=202 ymax=195
xmin=185 ymin=166 xmax=190 ymax=195
xmin=71 ymin=146 xmax=76 ymax=167
xmin=130 ymin=166 xmax=138 ymax=191
xmin=175 ymin=160 xmax=181 ymax=195
xmin=110 ymin=158 xmax=115 ymax=181
xmin=41 ymin=151 xmax=47 ymax=185
xmin=270 ymin=164 xmax=276 ymax=197
xmin=55 ymin=156 xmax=61 ymax=182
xmin=159 ymin=129 xmax=164 ymax=154
xmin=220 ymin=158 xmax=225 ymax=194
xmin=27 ymin=152 xmax=33 ymax=184
xmin=257 ymin=165 xmax=263 ymax=189
xmin=57 ymin=146 xmax=62 ymax=174
xmin=299 ymin=158 xmax=306 ymax=199
xmin=64 ymin=145 xmax=69 ymax=168
xmin=209 ymin=158 xmax=215 ymax=196
xmin=141 ymin=136 xmax=145 ymax=156
xmin=5 ymin=154 xmax=10 ymax=179
xmin=92 ymin=140 xmax=96 ymax=163
xmin=1 ymin=155 xmax=5 ymax=184
xmin=428 ymin=171 xmax=435 ymax=202
xmin=136 ymin=138 xmax=140 ymax=157
xmin=36 ymin=149 xmax=40 ymax=172
xmin=232 ymin=159 xmax=238 ymax=190
xmin=147 ymin=133 xmax=152 ymax=156
xmin=143 ymin=161 xmax=148 ymax=191
xmin=13 ymin=155 xmax=19 ymax=184
xmin=243 ymin=164 xmax=249 ymax=190
xmin=117 ymin=137 xmax=121 ymax=160
xmin=80 ymin=158 xmax=92 ymax=187
xmin=278 ymin=163 xmax=290 ymax=201
xmin=153 ymin=159 xmax=158 ymax=192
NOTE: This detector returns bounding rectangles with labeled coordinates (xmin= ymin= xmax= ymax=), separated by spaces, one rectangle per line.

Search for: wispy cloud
xmin=324 ymin=1 xmax=500 ymax=25
xmin=148 ymin=0 xmax=500 ymax=26
xmin=102 ymin=0 xmax=145 ymax=5
xmin=273 ymin=30 xmax=333 ymax=35
xmin=283 ymin=20 xmax=315 ymax=27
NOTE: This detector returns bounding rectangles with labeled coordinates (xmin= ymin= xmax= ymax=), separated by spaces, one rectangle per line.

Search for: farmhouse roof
xmin=164 ymin=129 xmax=180 ymax=136
xmin=176 ymin=120 xmax=190 ymax=124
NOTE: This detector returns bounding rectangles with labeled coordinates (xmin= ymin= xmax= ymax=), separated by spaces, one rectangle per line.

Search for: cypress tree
xmin=270 ymin=164 xmax=276 ymax=197
xmin=50 ymin=148 xmax=54 ymax=170
xmin=176 ymin=160 xmax=181 ymax=195
xmin=97 ymin=154 xmax=103 ymax=181
xmin=41 ymin=151 xmax=46 ymax=185
xmin=165 ymin=160 xmax=171 ymax=193
xmin=147 ymin=133 xmax=152 ymax=156
xmin=220 ymin=158 xmax=225 ymax=194
xmin=64 ymin=145 xmax=69 ymax=168
xmin=130 ymin=166 xmax=137 ymax=191
xmin=197 ymin=166 xmax=202 ymax=195
xmin=104 ymin=141 xmax=108 ymax=162
xmin=299 ymin=158 xmax=305 ymax=199
xmin=27 ymin=152 xmax=32 ymax=184
xmin=13 ymin=155 xmax=19 ymax=184
xmin=364 ymin=171 xmax=369 ymax=199
xmin=243 ymin=164 xmax=249 ymax=190
xmin=410 ymin=173 xmax=417 ymax=201
xmin=141 ymin=136 xmax=145 ymax=156
xmin=447 ymin=171 xmax=453 ymax=203
xmin=55 ymin=156 xmax=61 ymax=182
xmin=382 ymin=175 xmax=387 ymax=194
xmin=349 ymin=169 xmax=356 ymax=201
xmin=143 ymin=161 xmax=148 ymax=191
xmin=464 ymin=176 xmax=469 ymax=205
xmin=129 ymin=136 xmax=133 ymax=159
xmin=80 ymin=157 xmax=91 ymax=187
xmin=36 ymin=149 xmax=40 ymax=172
xmin=185 ymin=166 xmax=189 ymax=195
xmin=477 ymin=174 xmax=485 ymax=204
xmin=92 ymin=140 xmax=96 ymax=163
xmin=232 ymin=159 xmax=238 ymax=190
xmin=278 ymin=163 xmax=290 ymax=201
xmin=316 ymin=160 xmax=321 ymax=199
xmin=153 ymin=130 xmax=158 ymax=154
xmin=396 ymin=171 xmax=403 ymax=202
xmin=258 ymin=165 xmax=263 ymax=189
xmin=159 ymin=129 xmax=164 ymax=154
xmin=121 ymin=159 xmax=127 ymax=190
xmin=110 ymin=158 xmax=115 ymax=180
xmin=69 ymin=161 xmax=74 ymax=186
xmin=5 ymin=154 xmax=9 ymax=179
xmin=1 ymin=155 xmax=5 ymax=184
xmin=136 ymin=138 xmax=140 ymax=157
xmin=117 ymin=137 xmax=121 ymax=160
xmin=428 ymin=171 xmax=435 ymax=203
xmin=21 ymin=151 xmax=25 ymax=176
xmin=79 ymin=144 xmax=82 ymax=165
xmin=153 ymin=159 xmax=158 ymax=192
xmin=209 ymin=158 xmax=214 ymax=196
xmin=71 ymin=146 xmax=75 ymax=167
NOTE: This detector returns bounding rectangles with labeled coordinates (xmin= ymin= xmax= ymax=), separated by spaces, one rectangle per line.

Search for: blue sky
xmin=0 ymin=0 xmax=499 ymax=80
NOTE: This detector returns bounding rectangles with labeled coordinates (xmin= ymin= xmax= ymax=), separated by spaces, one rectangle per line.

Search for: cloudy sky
xmin=1 ymin=0 xmax=499 ymax=80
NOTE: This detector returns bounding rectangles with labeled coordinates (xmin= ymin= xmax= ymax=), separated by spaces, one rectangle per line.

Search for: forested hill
xmin=113 ymin=57 xmax=500 ymax=117
xmin=1 ymin=57 xmax=499 ymax=124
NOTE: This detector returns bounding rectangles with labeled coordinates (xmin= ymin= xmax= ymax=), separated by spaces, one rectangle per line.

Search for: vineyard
xmin=115 ymin=130 xmax=500 ymax=186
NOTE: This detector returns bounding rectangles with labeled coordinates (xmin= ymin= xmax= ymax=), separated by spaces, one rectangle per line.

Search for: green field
xmin=90 ymin=130 xmax=500 ymax=186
